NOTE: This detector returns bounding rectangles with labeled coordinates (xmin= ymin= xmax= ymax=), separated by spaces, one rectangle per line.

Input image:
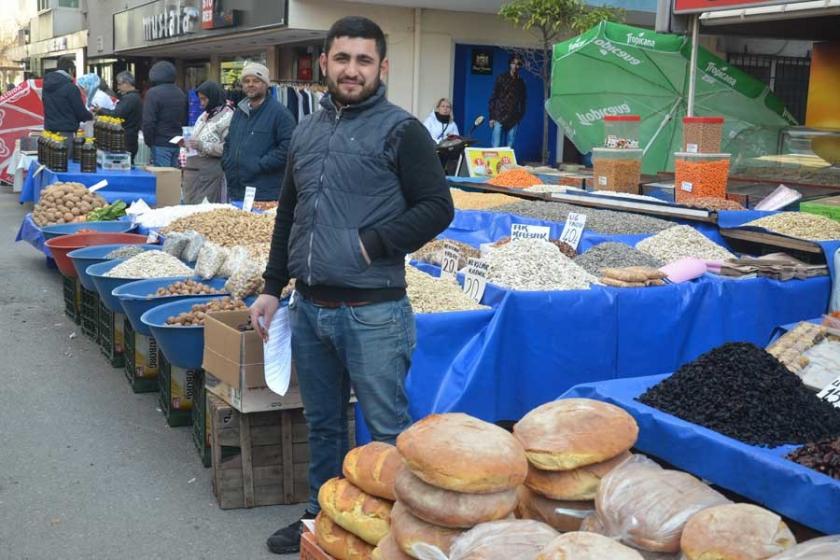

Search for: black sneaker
xmin=266 ymin=511 xmax=317 ymax=555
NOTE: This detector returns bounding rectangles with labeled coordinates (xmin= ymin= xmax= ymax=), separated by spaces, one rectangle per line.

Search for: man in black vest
xmin=250 ymin=16 xmax=453 ymax=555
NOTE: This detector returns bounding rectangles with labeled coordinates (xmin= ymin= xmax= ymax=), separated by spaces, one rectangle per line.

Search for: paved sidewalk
xmin=0 ymin=188 xmax=301 ymax=560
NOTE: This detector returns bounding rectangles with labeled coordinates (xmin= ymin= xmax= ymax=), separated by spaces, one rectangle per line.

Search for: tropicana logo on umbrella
xmin=576 ymin=103 xmax=632 ymax=126
xmin=626 ymin=33 xmax=656 ymax=48
xmin=704 ymin=62 xmax=737 ymax=88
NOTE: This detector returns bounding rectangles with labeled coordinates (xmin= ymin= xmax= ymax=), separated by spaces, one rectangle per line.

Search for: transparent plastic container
xmin=604 ymin=115 xmax=641 ymax=149
xmin=674 ymin=152 xmax=731 ymax=203
xmin=592 ymin=148 xmax=643 ymax=194
xmin=683 ymin=117 xmax=724 ymax=154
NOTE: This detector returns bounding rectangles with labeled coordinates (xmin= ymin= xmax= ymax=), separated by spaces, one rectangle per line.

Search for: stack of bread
xmin=512 ymin=399 xmax=638 ymax=533
xmin=314 ymin=442 xmax=403 ymax=560
xmin=380 ymin=413 xmax=529 ymax=559
xmin=680 ymin=504 xmax=795 ymax=559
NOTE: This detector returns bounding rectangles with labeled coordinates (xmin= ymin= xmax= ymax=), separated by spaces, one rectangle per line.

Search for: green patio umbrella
xmin=546 ymin=21 xmax=797 ymax=174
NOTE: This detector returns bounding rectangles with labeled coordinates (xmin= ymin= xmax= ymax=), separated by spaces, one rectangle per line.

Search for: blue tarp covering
xmin=15 ymin=212 xmax=50 ymax=256
xmin=561 ymin=375 xmax=840 ymax=535
xmin=20 ymin=160 xmax=157 ymax=206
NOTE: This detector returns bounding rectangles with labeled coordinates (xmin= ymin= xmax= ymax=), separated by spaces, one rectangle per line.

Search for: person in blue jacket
xmin=221 ymin=63 xmax=295 ymax=201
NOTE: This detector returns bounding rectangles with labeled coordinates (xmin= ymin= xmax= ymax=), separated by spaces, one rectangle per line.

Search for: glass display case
xmin=730 ymin=126 xmax=840 ymax=188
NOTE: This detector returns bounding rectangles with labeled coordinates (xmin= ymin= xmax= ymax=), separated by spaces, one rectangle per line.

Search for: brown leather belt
xmin=310 ymin=299 xmax=372 ymax=309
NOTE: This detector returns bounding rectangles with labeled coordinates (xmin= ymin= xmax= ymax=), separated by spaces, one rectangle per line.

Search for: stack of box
xmin=202 ymin=310 xmax=355 ymax=509
xmin=122 ymin=317 xmax=160 ymax=394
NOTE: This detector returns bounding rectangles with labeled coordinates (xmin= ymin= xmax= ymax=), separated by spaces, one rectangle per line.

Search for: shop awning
xmin=697 ymin=0 xmax=840 ymax=39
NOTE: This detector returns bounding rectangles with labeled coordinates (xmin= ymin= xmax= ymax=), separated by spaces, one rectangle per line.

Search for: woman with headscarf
xmin=77 ymin=72 xmax=115 ymax=111
xmin=181 ymin=80 xmax=234 ymax=204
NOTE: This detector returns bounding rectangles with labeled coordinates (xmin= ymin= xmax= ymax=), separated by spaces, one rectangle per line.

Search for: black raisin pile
xmin=638 ymin=342 xmax=840 ymax=447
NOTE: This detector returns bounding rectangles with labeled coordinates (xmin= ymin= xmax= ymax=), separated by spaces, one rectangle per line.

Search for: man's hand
xmin=489 ymin=120 xmax=496 ymax=128
xmin=249 ymin=294 xmax=280 ymax=341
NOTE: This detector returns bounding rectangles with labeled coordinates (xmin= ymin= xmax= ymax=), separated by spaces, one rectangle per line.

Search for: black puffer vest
xmin=287 ymin=84 xmax=414 ymax=289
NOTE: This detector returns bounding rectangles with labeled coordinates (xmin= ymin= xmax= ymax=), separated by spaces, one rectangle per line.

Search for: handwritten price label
xmin=818 ymin=377 xmax=840 ymax=408
xmin=462 ymin=257 xmax=489 ymax=303
xmin=89 ymin=179 xmax=108 ymax=193
xmin=439 ymin=240 xmax=461 ymax=280
xmin=511 ymin=223 xmax=550 ymax=241
xmin=242 ymin=186 xmax=256 ymax=212
xmin=146 ymin=230 xmax=159 ymax=243
xmin=559 ymin=212 xmax=587 ymax=250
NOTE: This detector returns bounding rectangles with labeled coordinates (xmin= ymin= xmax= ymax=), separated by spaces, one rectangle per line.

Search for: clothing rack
xmin=272 ymin=81 xmax=326 ymax=123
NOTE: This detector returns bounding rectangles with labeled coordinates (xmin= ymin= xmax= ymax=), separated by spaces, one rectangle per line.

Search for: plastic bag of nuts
xmin=194 ymin=242 xmax=228 ymax=279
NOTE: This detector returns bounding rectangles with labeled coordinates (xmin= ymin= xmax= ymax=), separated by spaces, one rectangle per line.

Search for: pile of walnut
xmin=154 ymin=279 xmax=225 ymax=297
xmin=32 ymin=182 xmax=107 ymax=226
xmin=600 ymin=266 xmax=667 ymax=288
xmin=165 ymin=297 xmax=247 ymax=326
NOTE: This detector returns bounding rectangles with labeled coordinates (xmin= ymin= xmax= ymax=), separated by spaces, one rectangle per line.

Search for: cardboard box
xmin=202 ymin=310 xmax=301 ymax=413
xmin=145 ymin=166 xmax=181 ymax=207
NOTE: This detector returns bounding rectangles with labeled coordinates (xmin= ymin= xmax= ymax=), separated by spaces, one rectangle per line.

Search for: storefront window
xmin=37 ymin=0 xmax=49 ymax=11
xmin=220 ymin=54 xmax=266 ymax=88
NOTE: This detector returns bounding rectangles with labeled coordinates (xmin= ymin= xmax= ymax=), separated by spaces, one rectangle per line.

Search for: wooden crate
xmin=62 ymin=275 xmax=81 ymax=324
xmin=123 ymin=317 xmax=160 ymax=393
xmin=210 ymin=399 xmax=355 ymax=509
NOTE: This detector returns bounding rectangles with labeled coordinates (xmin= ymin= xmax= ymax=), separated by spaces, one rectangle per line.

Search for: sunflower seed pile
xmin=405 ymin=265 xmax=487 ymax=313
xmin=636 ymin=225 xmax=735 ymax=264
xmin=574 ymin=242 xmax=665 ymax=275
xmin=492 ymin=200 xmax=674 ymax=235
xmin=484 ymin=238 xmax=597 ymax=291
xmin=104 ymin=250 xmax=194 ymax=279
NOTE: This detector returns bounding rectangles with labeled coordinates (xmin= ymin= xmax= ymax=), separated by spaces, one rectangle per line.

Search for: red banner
xmin=0 ymin=80 xmax=44 ymax=184
xmin=674 ymin=0 xmax=810 ymax=14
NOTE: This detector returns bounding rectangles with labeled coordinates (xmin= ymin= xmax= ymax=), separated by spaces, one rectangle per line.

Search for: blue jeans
xmin=151 ymin=145 xmax=179 ymax=167
xmin=289 ymin=295 xmax=416 ymax=513
xmin=491 ymin=121 xmax=518 ymax=148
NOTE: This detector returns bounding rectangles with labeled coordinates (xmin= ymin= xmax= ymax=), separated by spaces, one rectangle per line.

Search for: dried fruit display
xmin=788 ymin=437 xmax=840 ymax=479
xmin=638 ymin=342 xmax=840 ymax=447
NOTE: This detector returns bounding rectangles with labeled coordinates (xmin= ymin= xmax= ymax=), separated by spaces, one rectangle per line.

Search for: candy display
xmin=638 ymin=342 xmax=840 ymax=446
xmin=674 ymin=153 xmax=730 ymax=203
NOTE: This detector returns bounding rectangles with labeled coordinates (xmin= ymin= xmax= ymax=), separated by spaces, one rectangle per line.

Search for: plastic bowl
xmin=41 ymin=221 xmax=135 ymax=241
xmin=68 ymin=243 xmax=161 ymax=291
xmin=87 ymin=258 xmax=137 ymax=312
xmin=45 ymin=232 xmax=149 ymax=279
xmin=140 ymin=295 xmax=233 ymax=370
xmin=115 ymin=277 xmax=229 ymax=337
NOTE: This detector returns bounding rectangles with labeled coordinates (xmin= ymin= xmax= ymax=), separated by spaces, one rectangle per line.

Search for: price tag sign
xmin=511 ymin=223 xmax=550 ymax=241
xmin=242 ymin=186 xmax=256 ymax=212
xmin=89 ymin=179 xmax=108 ymax=193
xmin=818 ymin=377 xmax=840 ymax=408
xmin=33 ymin=164 xmax=47 ymax=177
xmin=146 ymin=230 xmax=159 ymax=243
xmin=681 ymin=181 xmax=693 ymax=192
xmin=462 ymin=257 xmax=488 ymax=303
xmin=559 ymin=212 xmax=587 ymax=250
xmin=439 ymin=240 xmax=461 ymax=280
xmin=686 ymin=143 xmax=699 ymax=154
xmin=598 ymin=176 xmax=608 ymax=187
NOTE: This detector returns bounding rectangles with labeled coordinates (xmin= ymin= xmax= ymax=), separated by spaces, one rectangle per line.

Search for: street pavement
xmin=0 ymin=187 xmax=301 ymax=560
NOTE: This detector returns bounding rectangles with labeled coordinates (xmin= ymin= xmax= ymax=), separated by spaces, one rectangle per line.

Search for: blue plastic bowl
xmin=140 ymin=295 xmax=235 ymax=369
xmin=41 ymin=221 xmax=135 ymax=241
xmin=115 ymin=277 xmax=229 ymax=337
xmin=68 ymin=244 xmax=160 ymax=292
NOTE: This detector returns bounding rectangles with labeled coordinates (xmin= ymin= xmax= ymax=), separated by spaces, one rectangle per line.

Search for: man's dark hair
xmin=324 ymin=16 xmax=387 ymax=61
xmin=509 ymin=54 xmax=523 ymax=65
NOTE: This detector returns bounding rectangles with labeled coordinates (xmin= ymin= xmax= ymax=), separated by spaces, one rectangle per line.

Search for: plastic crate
xmin=97 ymin=299 xmax=125 ymax=368
xmin=123 ymin=317 xmax=160 ymax=393
xmin=158 ymin=352 xmax=198 ymax=427
xmin=80 ymin=287 xmax=99 ymax=340
xmin=192 ymin=371 xmax=212 ymax=468
xmin=62 ymin=275 xmax=81 ymax=324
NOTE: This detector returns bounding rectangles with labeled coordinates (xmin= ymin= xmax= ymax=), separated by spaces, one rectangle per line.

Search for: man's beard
xmin=326 ymin=73 xmax=380 ymax=106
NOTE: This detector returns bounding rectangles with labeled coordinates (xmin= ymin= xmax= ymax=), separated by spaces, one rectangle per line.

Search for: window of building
xmin=727 ymin=53 xmax=811 ymax=124
xmin=37 ymin=0 xmax=49 ymax=11
xmin=59 ymin=0 xmax=80 ymax=8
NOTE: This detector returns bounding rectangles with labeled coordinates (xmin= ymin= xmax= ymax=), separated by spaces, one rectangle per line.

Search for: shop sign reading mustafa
xmin=143 ymin=0 xmax=199 ymax=41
